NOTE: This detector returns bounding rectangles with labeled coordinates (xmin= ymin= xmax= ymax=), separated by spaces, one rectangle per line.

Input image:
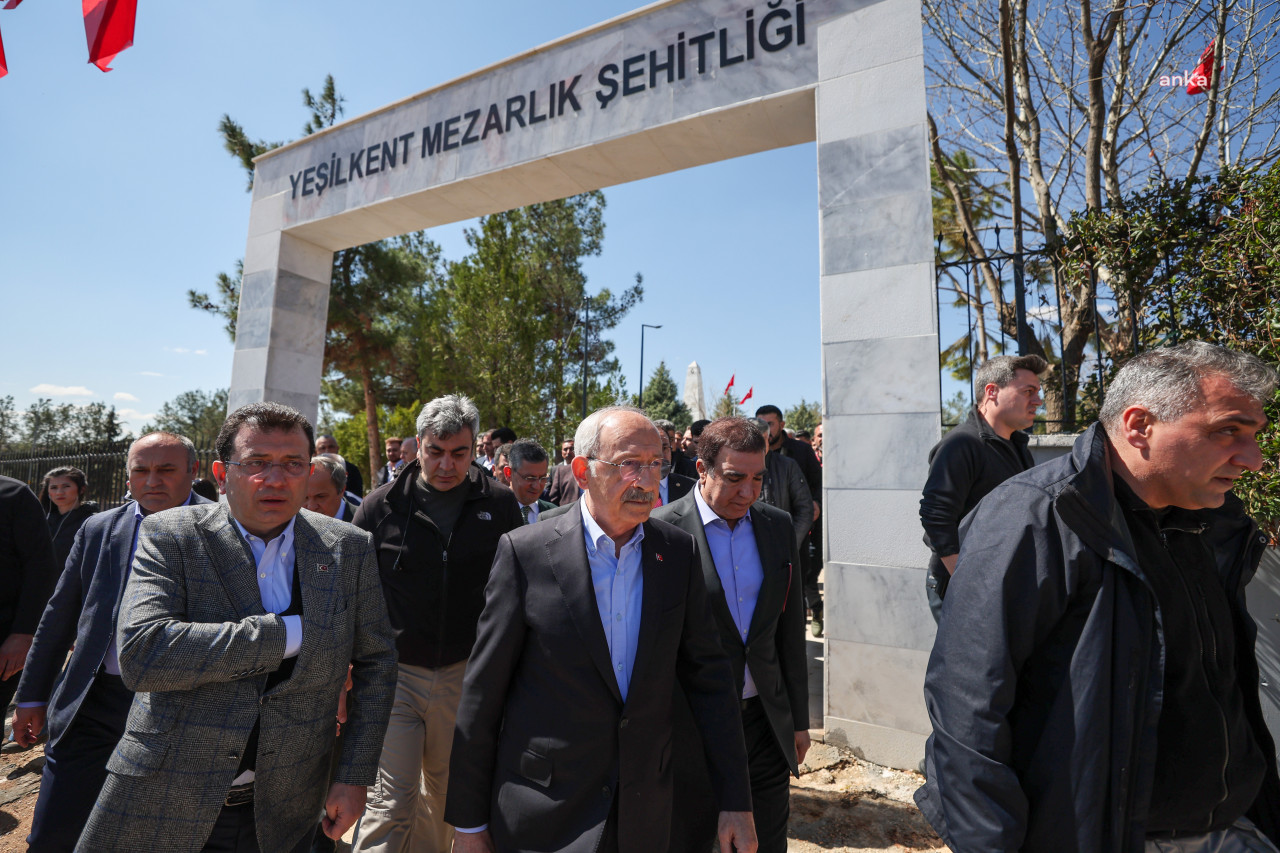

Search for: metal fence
xmin=0 ymin=440 xmax=218 ymax=509
xmin=935 ymin=225 xmax=1115 ymax=431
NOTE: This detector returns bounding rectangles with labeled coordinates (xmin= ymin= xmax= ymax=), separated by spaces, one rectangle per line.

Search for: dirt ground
xmin=0 ymin=734 xmax=946 ymax=853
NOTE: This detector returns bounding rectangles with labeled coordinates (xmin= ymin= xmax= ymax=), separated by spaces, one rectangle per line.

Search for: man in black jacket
xmin=918 ymin=342 xmax=1280 ymax=853
xmin=351 ymin=395 xmax=523 ymax=853
xmin=0 ymin=475 xmax=57 ymax=714
xmin=918 ymin=354 xmax=1046 ymax=622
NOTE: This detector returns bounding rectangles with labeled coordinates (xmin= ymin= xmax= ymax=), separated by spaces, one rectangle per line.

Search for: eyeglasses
xmin=516 ymin=474 xmax=550 ymax=485
xmin=588 ymin=457 xmax=664 ymax=478
xmin=224 ymin=459 xmax=310 ymax=478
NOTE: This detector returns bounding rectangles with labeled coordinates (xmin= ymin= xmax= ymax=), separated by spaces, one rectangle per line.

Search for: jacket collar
xmin=387 ymin=457 xmax=492 ymax=513
xmin=965 ymin=405 xmax=1031 ymax=450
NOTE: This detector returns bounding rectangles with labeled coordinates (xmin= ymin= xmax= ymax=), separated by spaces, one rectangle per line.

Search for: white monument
xmin=683 ymin=361 xmax=707 ymax=421
xmin=231 ymin=0 xmax=939 ymax=770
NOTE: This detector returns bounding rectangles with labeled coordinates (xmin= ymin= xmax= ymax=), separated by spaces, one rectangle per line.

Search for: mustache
xmin=622 ymin=487 xmax=653 ymax=503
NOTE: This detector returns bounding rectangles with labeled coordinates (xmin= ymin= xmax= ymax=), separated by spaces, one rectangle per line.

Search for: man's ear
xmin=983 ymin=382 xmax=1000 ymax=403
xmin=503 ymin=466 xmax=514 ymax=481
xmin=211 ymin=459 xmax=228 ymax=488
xmin=1119 ymin=405 xmax=1156 ymax=450
xmin=571 ymin=456 xmax=590 ymax=488
xmin=695 ymin=458 xmax=708 ymax=483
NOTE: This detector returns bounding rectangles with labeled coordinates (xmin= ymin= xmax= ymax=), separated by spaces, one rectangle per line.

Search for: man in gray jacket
xmin=80 ymin=403 xmax=397 ymax=853
xmin=918 ymin=342 xmax=1280 ymax=853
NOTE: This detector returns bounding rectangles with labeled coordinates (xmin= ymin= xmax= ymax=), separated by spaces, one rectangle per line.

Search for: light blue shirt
xmin=580 ymin=500 xmax=644 ymax=703
xmin=658 ymin=476 xmax=669 ymax=505
xmin=456 ymin=501 xmax=646 ymax=836
xmin=231 ymin=517 xmax=303 ymax=659
xmin=694 ymin=485 xmax=764 ymax=699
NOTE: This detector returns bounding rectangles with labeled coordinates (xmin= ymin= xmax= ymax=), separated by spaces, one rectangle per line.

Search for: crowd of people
xmin=0 ymin=393 xmax=822 ymax=853
xmin=1 ymin=339 xmax=1277 ymax=853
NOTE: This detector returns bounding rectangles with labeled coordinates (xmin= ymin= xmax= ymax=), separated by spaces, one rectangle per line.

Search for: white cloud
xmin=117 ymin=408 xmax=157 ymax=423
xmin=165 ymin=346 xmax=191 ymax=354
xmin=29 ymin=383 xmax=95 ymax=397
xmin=138 ymin=371 xmax=164 ymax=377
xmin=114 ymin=391 xmax=139 ymax=402
xmin=194 ymin=349 xmax=207 ymax=356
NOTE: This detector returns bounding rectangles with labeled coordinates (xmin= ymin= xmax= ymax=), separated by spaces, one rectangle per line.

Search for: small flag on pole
xmin=1186 ymin=43 xmax=1222 ymax=95
xmin=0 ymin=22 xmax=7 ymax=79
xmin=738 ymin=387 xmax=753 ymax=405
xmin=723 ymin=374 xmax=735 ymax=397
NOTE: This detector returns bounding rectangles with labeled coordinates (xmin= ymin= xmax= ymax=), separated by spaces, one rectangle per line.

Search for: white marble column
xmin=816 ymin=0 xmax=938 ymax=770
xmin=228 ymin=217 xmax=333 ymax=424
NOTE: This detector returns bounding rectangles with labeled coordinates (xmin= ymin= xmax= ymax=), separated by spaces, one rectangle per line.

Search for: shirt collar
xmin=134 ymin=492 xmax=194 ymax=520
xmin=579 ymin=499 xmax=644 ymax=557
xmin=693 ymin=482 xmax=751 ymax=530
xmin=232 ymin=514 xmax=298 ymax=549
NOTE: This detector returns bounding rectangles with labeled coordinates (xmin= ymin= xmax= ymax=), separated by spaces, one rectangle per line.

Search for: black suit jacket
xmin=445 ymin=506 xmax=751 ymax=853
xmin=652 ymin=492 xmax=809 ymax=774
xmin=0 ymin=475 xmax=58 ymax=636
xmin=663 ymin=472 xmax=696 ymax=506
xmin=545 ymin=462 xmax=581 ymax=506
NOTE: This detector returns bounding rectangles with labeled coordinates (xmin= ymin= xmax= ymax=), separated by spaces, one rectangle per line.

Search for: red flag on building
xmin=738 ymin=387 xmax=753 ymax=405
xmin=0 ymin=23 xmax=7 ymax=79
xmin=1186 ymin=43 xmax=1222 ymax=95
xmin=3 ymin=1 xmax=25 ymax=10
xmin=723 ymin=374 xmax=735 ymax=397
xmin=83 ymin=0 xmax=136 ymax=72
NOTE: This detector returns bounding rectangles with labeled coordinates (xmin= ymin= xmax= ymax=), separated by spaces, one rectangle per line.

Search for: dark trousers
xmin=742 ymin=698 xmax=791 ymax=853
xmin=803 ymin=522 xmax=822 ymax=614
xmin=669 ymin=698 xmax=791 ymax=853
xmin=201 ymin=801 xmax=315 ymax=853
xmin=28 ymin=672 xmax=133 ymax=852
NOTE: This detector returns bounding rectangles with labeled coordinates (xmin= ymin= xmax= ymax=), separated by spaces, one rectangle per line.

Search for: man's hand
xmin=321 ymin=782 xmax=366 ymax=840
xmin=11 ymin=705 xmax=46 ymax=748
xmin=941 ymin=554 xmax=959 ymax=576
xmin=452 ymin=829 xmax=497 ymax=852
xmin=812 ymin=501 xmax=820 ymax=522
xmin=717 ymin=810 xmax=758 ymax=853
xmin=0 ymin=633 xmax=33 ymax=680
xmin=794 ymin=730 xmax=812 ymax=766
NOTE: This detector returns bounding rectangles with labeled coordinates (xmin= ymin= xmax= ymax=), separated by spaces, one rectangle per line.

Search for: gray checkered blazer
xmin=77 ymin=502 xmax=397 ymax=852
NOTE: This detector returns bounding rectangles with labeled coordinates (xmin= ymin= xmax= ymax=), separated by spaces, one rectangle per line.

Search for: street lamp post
xmin=638 ymin=324 xmax=663 ymax=407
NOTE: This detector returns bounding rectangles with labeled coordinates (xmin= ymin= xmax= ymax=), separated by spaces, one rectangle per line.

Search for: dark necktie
xmin=521 ymin=505 xmax=531 ymax=523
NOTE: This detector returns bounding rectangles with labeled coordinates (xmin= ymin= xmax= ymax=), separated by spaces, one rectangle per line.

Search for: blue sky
xmin=0 ymin=1 xmax=824 ymax=434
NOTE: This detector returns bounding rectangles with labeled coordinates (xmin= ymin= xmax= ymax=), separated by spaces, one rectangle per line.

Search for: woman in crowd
xmin=39 ymin=466 xmax=96 ymax=570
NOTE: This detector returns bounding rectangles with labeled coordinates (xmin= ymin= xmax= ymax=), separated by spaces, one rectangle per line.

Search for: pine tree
xmin=638 ymin=362 xmax=691 ymax=430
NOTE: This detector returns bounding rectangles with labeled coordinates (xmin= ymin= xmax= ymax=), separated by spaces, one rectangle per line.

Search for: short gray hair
xmin=574 ymin=406 xmax=657 ymax=471
xmin=974 ymin=354 xmax=1048 ymax=395
xmin=312 ymin=454 xmax=348 ymax=491
xmin=416 ymin=394 xmax=481 ymax=442
xmin=1100 ymin=341 xmax=1278 ymax=433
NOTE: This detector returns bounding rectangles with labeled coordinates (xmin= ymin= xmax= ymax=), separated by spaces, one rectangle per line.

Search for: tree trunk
xmin=361 ymin=362 xmax=382 ymax=482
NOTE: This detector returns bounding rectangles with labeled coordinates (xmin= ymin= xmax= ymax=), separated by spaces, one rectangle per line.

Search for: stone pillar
xmin=228 ymin=208 xmax=334 ymax=423
xmin=816 ymin=0 xmax=938 ymax=770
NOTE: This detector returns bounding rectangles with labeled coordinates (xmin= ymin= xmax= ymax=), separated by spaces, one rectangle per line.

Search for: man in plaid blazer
xmin=78 ymin=403 xmax=397 ymax=853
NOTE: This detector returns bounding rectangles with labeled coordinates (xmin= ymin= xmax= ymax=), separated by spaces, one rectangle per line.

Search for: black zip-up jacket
xmin=919 ymin=405 xmax=1033 ymax=570
xmin=916 ymin=424 xmax=1280 ymax=852
xmin=353 ymin=459 xmax=522 ymax=669
xmin=0 ymin=475 xmax=58 ymax=635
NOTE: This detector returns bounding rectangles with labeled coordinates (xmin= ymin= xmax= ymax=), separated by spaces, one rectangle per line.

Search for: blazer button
xmin=602 ymin=786 xmax=611 ymax=798
xmin=619 ymin=718 xmax=629 ymax=728
xmin=228 ymin=751 xmax=238 ymax=759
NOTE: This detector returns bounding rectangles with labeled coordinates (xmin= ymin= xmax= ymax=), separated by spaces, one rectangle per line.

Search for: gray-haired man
xmin=918 ymin=353 xmax=1047 ymax=621
xmin=351 ymin=395 xmax=523 ymax=853
xmin=918 ymin=342 xmax=1280 ymax=852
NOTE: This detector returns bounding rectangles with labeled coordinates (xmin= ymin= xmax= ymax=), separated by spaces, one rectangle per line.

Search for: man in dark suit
xmin=374 ymin=437 xmax=402 ymax=488
xmin=656 ymin=427 xmax=696 ymax=507
xmin=306 ymin=455 xmax=360 ymax=522
xmin=653 ymin=418 xmax=810 ymax=853
xmin=12 ymin=432 xmax=207 ymax=851
xmin=504 ymin=439 xmax=558 ymax=524
xmin=546 ymin=441 xmax=583 ymax=507
xmin=79 ymin=403 xmax=398 ymax=853
xmin=446 ymin=407 xmax=756 ymax=853
xmin=0 ymin=474 xmax=57 ymax=716
xmin=654 ymin=419 xmax=697 ymax=479
xmin=316 ymin=435 xmax=364 ymax=497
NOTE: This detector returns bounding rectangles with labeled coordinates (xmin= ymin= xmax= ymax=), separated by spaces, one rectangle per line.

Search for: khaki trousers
xmin=351 ymin=660 xmax=468 ymax=853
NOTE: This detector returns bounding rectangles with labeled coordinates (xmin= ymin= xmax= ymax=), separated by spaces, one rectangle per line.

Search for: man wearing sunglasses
xmin=80 ymin=403 xmax=397 ymax=853
xmin=447 ymin=406 xmax=755 ymax=853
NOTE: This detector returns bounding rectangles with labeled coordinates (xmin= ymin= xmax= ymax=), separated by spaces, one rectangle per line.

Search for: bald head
xmin=127 ymin=431 xmax=200 ymax=514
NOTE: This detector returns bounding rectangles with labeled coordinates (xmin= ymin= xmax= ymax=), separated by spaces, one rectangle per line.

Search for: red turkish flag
xmin=3 ymin=1 xmax=24 ymax=10
xmin=1186 ymin=43 xmax=1222 ymax=95
xmin=723 ymin=374 xmax=735 ymax=397
xmin=738 ymin=387 xmax=753 ymax=405
xmin=83 ymin=0 xmax=136 ymax=72
xmin=0 ymin=23 xmax=7 ymax=79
